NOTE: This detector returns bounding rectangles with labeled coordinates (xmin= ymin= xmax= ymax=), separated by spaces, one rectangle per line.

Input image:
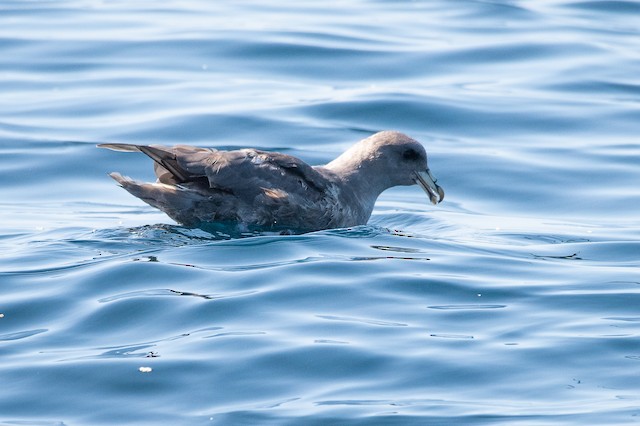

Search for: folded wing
xmin=98 ymin=143 xmax=330 ymax=203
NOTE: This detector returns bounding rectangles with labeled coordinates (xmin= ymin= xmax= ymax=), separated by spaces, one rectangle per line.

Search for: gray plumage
xmin=99 ymin=131 xmax=444 ymax=232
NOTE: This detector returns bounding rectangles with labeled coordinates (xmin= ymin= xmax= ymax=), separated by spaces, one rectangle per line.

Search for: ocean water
xmin=1 ymin=0 xmax=639 ymax=424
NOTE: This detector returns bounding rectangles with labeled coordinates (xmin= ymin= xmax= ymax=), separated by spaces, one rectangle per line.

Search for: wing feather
xmin=99 ymin=143 xmax=330 ymax=203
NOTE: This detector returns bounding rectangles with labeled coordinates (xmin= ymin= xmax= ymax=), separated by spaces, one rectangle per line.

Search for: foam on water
xmin=1 ymin=0 xmax=639 ymax=424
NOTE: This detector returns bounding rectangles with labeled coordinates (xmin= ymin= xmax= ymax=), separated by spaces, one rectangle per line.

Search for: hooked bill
xmin=415 ymin=170 xmax=445 ymax=205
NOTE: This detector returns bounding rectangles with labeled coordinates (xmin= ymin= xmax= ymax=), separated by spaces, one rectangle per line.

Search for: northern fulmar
xmin=99 ymin=131 xmax=444 ymax=232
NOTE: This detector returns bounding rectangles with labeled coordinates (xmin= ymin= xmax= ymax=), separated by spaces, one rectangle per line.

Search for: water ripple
xmin=1 ymin=0 xmax=640 ymax=424
xmin=427 ymin=304 xmax=507 ymax=310
xmin=0 ymin=329 xmax=47 ymax=342
xmin=316 ymin=315 xmax=408 ymax=327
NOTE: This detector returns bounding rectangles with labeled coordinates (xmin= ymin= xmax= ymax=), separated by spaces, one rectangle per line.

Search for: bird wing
xmin=98 ymin=143 xmax=330 ymax=202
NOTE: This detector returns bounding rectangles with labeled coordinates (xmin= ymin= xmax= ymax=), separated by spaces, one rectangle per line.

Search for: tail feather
xmin=99 ymin=143 xmax=190 ymax=183
xmin=107 ymin=172 xmax=204 ymax=226
xmin=98 ymin=143 xmax=143 ymax=153
xmin=136 ymin=146 xmax=189 ymax=182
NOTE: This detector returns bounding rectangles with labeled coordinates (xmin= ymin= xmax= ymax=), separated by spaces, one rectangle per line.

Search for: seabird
xmin=99 ymin=131 xmax=444 ymax=232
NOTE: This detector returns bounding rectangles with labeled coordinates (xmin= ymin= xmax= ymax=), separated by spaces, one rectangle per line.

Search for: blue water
xmin=1 ymin=1 xmax=640 ymax=424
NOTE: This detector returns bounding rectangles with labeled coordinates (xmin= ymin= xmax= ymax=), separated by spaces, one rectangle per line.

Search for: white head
xmin=326 ymin=131 xmax=444 ymax=204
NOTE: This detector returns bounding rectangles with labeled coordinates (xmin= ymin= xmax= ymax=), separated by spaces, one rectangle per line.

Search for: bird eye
xmin=402 ymin=148 xmax=420 ymax=161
